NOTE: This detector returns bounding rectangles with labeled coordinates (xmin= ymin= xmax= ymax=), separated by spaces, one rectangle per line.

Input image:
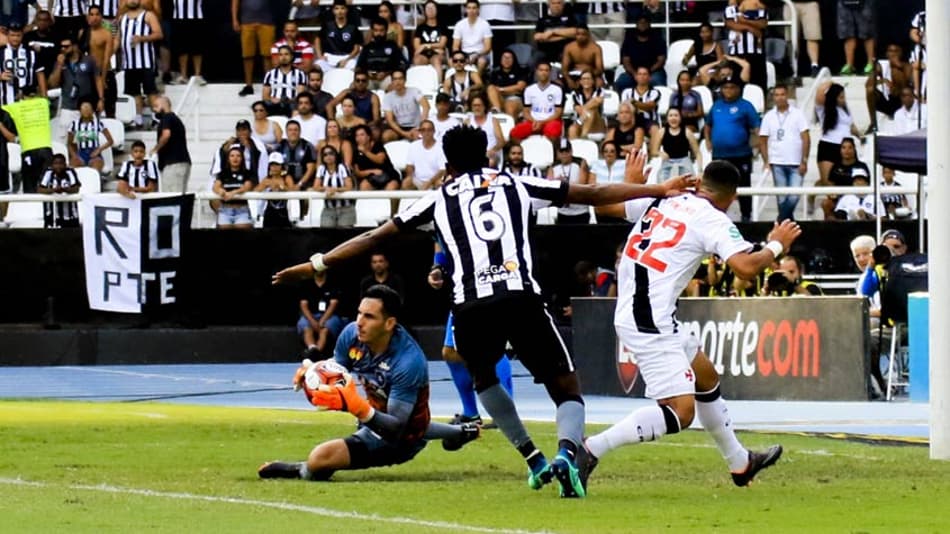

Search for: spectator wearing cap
xmin=486 ymin=48 xmax=527 ymax=119
xmin=509 ymin=60 xmax=563 ymax=142
xmin=820 ymin=137 xmax=869 ymax=220
xmin=356 ymin=17 xmax=406 ymax=91
xmin=703 ymin=74 xmax=759 ymax=222
xmin=213 ymin=145 xmax=256 ymax=229
xmin=316 ymin=0 xmax=362 ymax=72
xmin=254 ymin=151 xmax=297 ymax=228
xmin=270 ymin=20 xmax=314 ymax=73
xmin=881 ymin=229 xmax=908 ymax=257
xmin=431 ymin=92 xmax=460 ymax=143
xmin=210 ymin=119 xmax=268 ymax=195
xmin=547 ymin=138 xmax=592 ymax=224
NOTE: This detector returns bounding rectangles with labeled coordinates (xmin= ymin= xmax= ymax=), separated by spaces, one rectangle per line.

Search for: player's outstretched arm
xmin=272 ymin=221 xmax=402 ymax=285
xmin=565 ymin=150 xmax=696 ymax=206
xmin=727 ymin=220 xmax=802 ymax=280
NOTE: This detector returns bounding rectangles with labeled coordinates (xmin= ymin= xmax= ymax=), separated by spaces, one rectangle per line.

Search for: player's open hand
xmin=272 ymin=262 xmax=315 ymax=285
xmin=660 ymin=173 xmax=698 ymax=197
xmin=767 ymin=219 xmax=802 ymax=251
xmin=623 ymin=149 xmax=650 ymax=184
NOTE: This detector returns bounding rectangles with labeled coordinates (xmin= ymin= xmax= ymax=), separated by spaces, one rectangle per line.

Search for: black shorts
xmin=343 ymin=427 xmax=427 ymax=469
xmin=634 ymin=116 xmax=657 ymax=132
xmin=172 ymin=19 xmax=207 ymax=56
xmin=124 ymin=68 xmax=158 ymax=97
xmin=817 ymin=140 xmax=841 ymax=164
xmin=875 ymin=91 xmax=901 ymax=117
xmin=452 ymin=293 xmax=575 ymax=384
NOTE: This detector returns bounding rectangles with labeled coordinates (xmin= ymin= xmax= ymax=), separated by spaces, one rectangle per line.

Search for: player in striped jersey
xmin=587 ymin=160 xmax=799 ymax=487
xmin=0 ymin=23 xmax=47 ymax=105
xmin=67 ymin=100 xmax=114 ymax=173
xmin=38 ymin=154 xmax=81 ymax=228
xmin=172 ymin=0 xmax=205 ymax=85
xmin=116 ymin=0 xmax=163 ymax=128
xmin=274 ymin=126 xmax=695 ymax=498
xmin=262 ymin=45 xmax=307 ymax=116
xmin=117 ymin=140 xmax=159 ymax=198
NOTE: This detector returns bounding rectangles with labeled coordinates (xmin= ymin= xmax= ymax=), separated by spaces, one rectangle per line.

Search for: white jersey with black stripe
xmin=394 ymin=170 xmax=568 ymax=306
xmin=119 ymin=10 xmax=155 ymax=70
xmin=173 ymin=0 xmax=204 ymax=19
xmin=615 ymin=194 xmax=752 ymax=335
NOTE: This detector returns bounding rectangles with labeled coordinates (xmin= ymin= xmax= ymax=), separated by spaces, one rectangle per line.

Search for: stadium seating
xmin=693 ymin=85 xmax=714 ymax=115
xmin=493 ymin=113 xmax=515 ymax=141
xmin=101 ymin=118 xmax=125 ymax=152
xmin=508 ymin=43 xmax=535 ymax=70
xmin=570 ymin=139 xmax=599 ymax=167
xmin=76 ymin=167 xmax=101 ymax=193
xmin=269 ymin=115 xmax=289 ymax=133
xmin=602 ymin=89 xmax=620 ymax=118
xmin=766 ymin=61 xmax=776 ymax=90
xmin=5 ymin=200 xmax=43 ymax=227
xmin=656 ymin=86 xmax=673 ymax=118
xmin=322 ymin=68 xmax=354 ymax=97
xmin=8 ymin=143 xmax=21 ymax=174
xmin=115 ymin=97 xmax=136 ymax=124
xmin=384 ymin=140 xmax=411 ymax=175
xmin=665 ymin=39 xmax=694 ymax=88
xmin=743 ymin=84 xmax=765 ymax=114
xmin=406 ymin=65 xmax=440 ymax=97
xmin=598 ymin=40 xmax=621 ymax=73
xmin=521 ymin=135 xmax=553 ymax=170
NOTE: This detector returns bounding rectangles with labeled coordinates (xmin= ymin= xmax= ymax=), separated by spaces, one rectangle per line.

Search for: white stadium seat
xmin=269 ymin=115 xmax=289 ymax=133
xmin=598 ymin=40 xmax=621 ymax=72
xmin=5 ymin=200 xmax=43 ymax=227
xmin=743 ymin=84 xmax=765 ymax=114
xmin=101 ymin=118 xmax=125 ymax=151
xmin=8 ymin=143 xmax=21 ymax=174
xmin=52 ymin=141 xmax=69 ymax=159
xmin=115 ymin=97 xmax=136 ymax=124
xmin=766 ymin=61 xmax=776 ymax=90
xmin=665 ymin=39 xmax=695 ymax=88
xmin=570 ymin=139 xmax=599 ymax=167
xmin=521 ymin=135 xmax=553 ymax=171
xmin=493 ymin=113 xmax=515 ymax=141
xmin=322 ymin=68 xmax=354 ymax=97
xmin=75 ymin=167 xmax=101 ymax=193
xmin=656 ymin=86 xmax=673 ymax=118
xmin=384 ymin=140 xmax=411 ymax=174
xmin=693 ymin=85 xmax=714 ymax=115
xmin=406 ymin=65 xmax=440 ymax=96
xmin=602 ymin=89 xmax=620 ymax=118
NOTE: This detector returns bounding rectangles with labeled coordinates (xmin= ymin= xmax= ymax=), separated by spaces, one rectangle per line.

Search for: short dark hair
xmin=443 ymin=124 xmax=488 ymax=175
xmin=371 ymin=17 xmax=388 ymax=28
xmin=702 ymin=160 xmax=741 ymax=196
xmin=52 ymin=153 xmax=67 ymax=163
xmin=351 ymin=123 xmax=373 ymax=140
xmin=131 ymin=140 xmax=146 ymax=150
xmin=87 ymin=5 xmax=100 ymax=14
xmin=295 ymin=91 xmax=313 ymax=105
xmin=285 ymin=119 xmax=300 ymax=129
xmin=465 ymin=0 xmax=480 ymax=7
xmin=277 ymin=44 xmax=293 ymax=55
xmin=364 ymin=284 xmax=403 ymax=319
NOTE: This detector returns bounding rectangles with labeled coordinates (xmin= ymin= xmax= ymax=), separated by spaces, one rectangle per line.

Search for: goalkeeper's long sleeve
xmin=362 ymin=397 xmax=414 ymax=442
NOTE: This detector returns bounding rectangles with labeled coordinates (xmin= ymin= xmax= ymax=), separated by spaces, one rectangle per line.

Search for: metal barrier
xmin=174 ymin=76 xmax=200 ymax=141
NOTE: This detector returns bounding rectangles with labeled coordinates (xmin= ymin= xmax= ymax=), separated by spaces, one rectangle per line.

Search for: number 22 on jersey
xmin=625 ymin=207 xmax=686 ymax=272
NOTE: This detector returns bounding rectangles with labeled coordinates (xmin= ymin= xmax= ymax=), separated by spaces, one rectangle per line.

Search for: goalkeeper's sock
xmin=696 ymin=384 xmax=749 ymax=472
xmin=585 ymin=404 xmax=679 ymax=459
xmin=496 ymin=355 xmax=514 ymax=397
xmin=447 ymin=360 xmax=480 ymax=418
xmin=478 ymin=383 xmax=530 ymax=449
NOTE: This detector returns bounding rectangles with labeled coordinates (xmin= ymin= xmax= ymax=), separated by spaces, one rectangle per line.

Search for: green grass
xmin=1 ymin=401 xmax=949 ymax=533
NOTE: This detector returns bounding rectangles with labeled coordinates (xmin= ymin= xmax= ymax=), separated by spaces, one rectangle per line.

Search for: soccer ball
xmin=301 ymin=359 xmax=348 ymax=406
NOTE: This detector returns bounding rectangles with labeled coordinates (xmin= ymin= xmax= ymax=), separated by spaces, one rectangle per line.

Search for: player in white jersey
xmin=584 ymin=160 xmax=801 ymax=487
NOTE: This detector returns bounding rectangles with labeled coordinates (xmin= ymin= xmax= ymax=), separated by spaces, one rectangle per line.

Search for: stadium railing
xmin=175 ymin=75 xmax=201 ymax=141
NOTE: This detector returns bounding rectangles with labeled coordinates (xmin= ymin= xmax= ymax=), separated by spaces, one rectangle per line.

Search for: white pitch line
xmin=0 ymin=478 xmax=552 ymax=534
xmin=56 ymin=366 xmax=286 ymax=389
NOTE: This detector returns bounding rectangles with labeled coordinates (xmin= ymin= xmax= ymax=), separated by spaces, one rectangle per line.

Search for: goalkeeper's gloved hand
xmin=292 ymin=358 xmax=315 ymax=392
xmin=312 ymin=373 xmax=374 ymax=422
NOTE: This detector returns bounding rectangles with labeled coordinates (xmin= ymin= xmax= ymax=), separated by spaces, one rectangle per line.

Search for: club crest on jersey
xmin=616 ymin=342 xmax=640 ymax=394
xmin=476 ymin=261 xmax=520 ymax=284
xmin=348 ymin=347 xmax=364 ymax=361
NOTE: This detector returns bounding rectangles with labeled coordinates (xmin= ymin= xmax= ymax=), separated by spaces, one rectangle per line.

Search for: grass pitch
xmin=1 ymin=401 xmax=948 ymax=533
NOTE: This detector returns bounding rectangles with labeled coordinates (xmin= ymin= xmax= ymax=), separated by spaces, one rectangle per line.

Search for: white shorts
xmin=615 ymin=322 xmax=699 ymax=400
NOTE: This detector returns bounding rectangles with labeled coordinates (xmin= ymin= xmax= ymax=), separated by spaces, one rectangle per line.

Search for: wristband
xmin=433 ymin=250 xmax=446 ymax=266
xmin=309 ymin=252 xmax=328 ymax=273
xmin=764 ymin=241 xmax=783 ymax=258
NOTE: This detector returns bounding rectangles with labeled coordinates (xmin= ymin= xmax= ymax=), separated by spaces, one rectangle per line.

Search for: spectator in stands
xmin=815 ymin=82 xmax=861 ymax=199
xmin=357 ymin=17 xmax=407 ymax=91
xmin=289 ymin=0 xmax=321 ymax=29
xmin=562 ymin=24 xmax=604 ymax=91
xmin=453 ymin=0 xmax=493 ymax=74
xmin=23 ymin=10 xmax=56 ymax=81
xmin=486 ymin=48 xmax=527 ymax=118
xmin=0 ymin=0 xmax=36 ymax=30
xmin=837 ymin=0 xmax=875 ymax=75
xmin=213 ymin=145 xmax=256 ymax=229
xmin=669 ymin=70 xmax=704 ymax=134
xmin=316 ymin=0 xmax=362 ymax=71
xmin=4 ymin=87 xmax=52 ymax=194
xmin=605 ymin=101 xmax=637 ymax=157
xmin=335 ymin=96 xmax=368 ymax=141
xmin=38 ymin=154 xmax=80 ymax=229
xmin=412 ymin=0 xmax=450 ymax=76
xmin=271 ymin=20 xmax=314 ymax=72
xmin=533 ymin=0 xmax=576 ymax=64
xmin=314 ymin=144 xmax=356 ymax=228
xmin=509 ymin=60 xmax=563 ymax=141
xmin=761 ymin=255 xmax=823 ymax=296
xmin=910 ymin=11 xmax=926 ymax=101
xmin=547 ymin=138 xmax=592 ymax=224
xmin=352 ymin=124 xmax=400 ymax=213
xmin=587 ymin=0 xmax=626 ymax=44
xmin=116 ymin=2 xmax=161 ymax=126
xmin=48 ymin=34 xmax=102 ymax=139
xmin=292 ymin=92 xmax=327 ymax=147
xmin=622 ymin=66 xmax=661 ymax=152
xmin=892 ymin=87 xmax=926 ymax=134
xmin=171 ymin=0 xmax=206 ymax=85
xmin=879 ymin=167 xmax=911 ymax=219
xmin=403 ymin=120 xmax=445 ymax=190
xmin=462 ymin=93 xmax=505 ymax=168
xmin=724 ymin=0 xmax=767 ymax=91
xmin=821 ymin=137 xmax=869 ymax=220
xmin=210 ymin=120 xmax=268 ymax=189
xmin=305 ymin=70 xmax=334 ymax=120
xmin=698 ymin=55 xmax=751 ymax=98
xmin=481 ymin=0 xmax=515 ymax=67
xmin=650 ymin=108 xmax=700 ymax=181
xmin=866 ymin=44 xmax=911 ymax=133
xmin=233 ymin=0 xmax=275 ymax=97
xmin=297 ymin=269 xmax=345 ymax=358
xmin=431 ymin=92 xmax=460 ymax=142
xmin=682 ymin=22 xmax=723 ymax=78
xmin=254 ymin=152 xmax=296 ymax=228
xmin=704 ymin=75 xmax=759 ymax=222
xmin=262 ymin=45 xmax=307 ymax=116
xmin=359 ymin=252 xmax=405 ymax=299
xmin=327 ymin=69 xmax=381 ymax=125
xmin=759 ymin=84 xmax=809 ymax=221
xmin=250 ymin=101 xmax=283 ymax=153
xmin=150 ymin=96 xmax=191 ymax=193
xmin=786 ymin=0 xmax=821 ymax=77
xmin=277 ymin=119 xmax=317 ymax=192
xmin=381 ymin=68 xmax=428 ymax=142
xmin=67 ymin=100 xmax=114 ymax=174
xmin=590 ymin=140 xmax=626 ymax=184
xmin=116 ymin=140 xmax=160 ymax=199
xmin=84 ymin=6 xmax=116 ymax=119
xmin=3 ymin=22 xmax=47 ymax=102
xmin=616 ymin=14 xmax=666 ymax=93
xmin=316 ymin=119 xmax=354 ymax=169
xmin=443 ymin=51 xmax=484 ymax=112
xmin=0 ymin=107 xmax=15 ymax=227
xmin=832 ymin=171 xmax=876 ymax=220
xmin=567 ymin=70 xmax=605 ymax=140
xmin=373 ymin=1 xmax=405 ymax=51
xmin=501 ymin=141 xmax=542 ymax=177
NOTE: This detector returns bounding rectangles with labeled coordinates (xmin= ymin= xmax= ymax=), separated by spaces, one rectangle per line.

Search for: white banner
xmin=80 ymin=194 xmax=192 ymax=313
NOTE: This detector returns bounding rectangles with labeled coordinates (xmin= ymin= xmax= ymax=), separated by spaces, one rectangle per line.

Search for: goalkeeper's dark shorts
xmin=344 ymin=426 xmax=427 ymax=469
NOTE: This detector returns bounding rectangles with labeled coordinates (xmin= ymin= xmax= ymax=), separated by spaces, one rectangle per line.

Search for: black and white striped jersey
xmin=0 ymin=45 xmax=42 ymax=105
xmin=587 ymin=1 xmax=624 ymax=15
xmin=172 ymin=0 xmax=203 ymax=19
xmin=262 ymin=66 xmax=307 ymax=101
xmin=724 ymin=5 xmax=765 ymax=55
xmin=53 ymin=0 xmax=88 ymax=17
xmin=40 ymin=168 xmax=81 ymax=222
xmin=68 ymin=118 xmax=105 ymax=150
xmin=117 ymin=159 xmax=161 ymax=188
xmin=316 ymin=164 xmax=353 ymax=208
xmin=119 ymin=10 xmax=156 ymax=70
xmin=620 ymin=86 xmax=660 ymax=124
xmin=394 ymin=170 xmax=569 ymax=306
xmin=90 ymin=0 xmax=119 ymax=18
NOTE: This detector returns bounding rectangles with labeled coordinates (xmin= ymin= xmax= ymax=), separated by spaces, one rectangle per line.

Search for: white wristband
xmin=764 ymin=241 xmax=784 ymax=258
xmin=309 ymin=253 xmax=328 ymax=273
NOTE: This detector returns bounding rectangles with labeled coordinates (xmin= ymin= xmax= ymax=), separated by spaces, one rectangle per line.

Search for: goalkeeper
xmin=259 ymin=285 xmax=480 ymax=481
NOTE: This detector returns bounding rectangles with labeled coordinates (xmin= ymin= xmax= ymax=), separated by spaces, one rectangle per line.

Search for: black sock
xmin=558 ymin=439 xmax=577 ymax=459
xmin=519 ymin=440 xmax=547 ymax=470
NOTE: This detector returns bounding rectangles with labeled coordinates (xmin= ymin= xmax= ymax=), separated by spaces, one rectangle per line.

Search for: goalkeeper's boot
xmin=442 ymin=422 xmax=481 ymax=452
xmin=576 ymin=440 xmax=599 ymax=495
xmin=551 ymin=450 xmax=586 ymax=498
xmin=527 ymin=455 xmax=553 ymax=490
xmin=258 ymin=461 xmax=303 ymax=479
xmin=731 ymin=445 xmax=783 ymax=487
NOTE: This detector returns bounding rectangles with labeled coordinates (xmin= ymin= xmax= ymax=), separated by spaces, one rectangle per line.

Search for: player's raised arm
xmin=726 ymin=220 xmax=802 ymax=280
xmin=272 ymin=221 xmax=403 ymax=284
xmin=567 ymin=150 xmax=696 ymax=206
